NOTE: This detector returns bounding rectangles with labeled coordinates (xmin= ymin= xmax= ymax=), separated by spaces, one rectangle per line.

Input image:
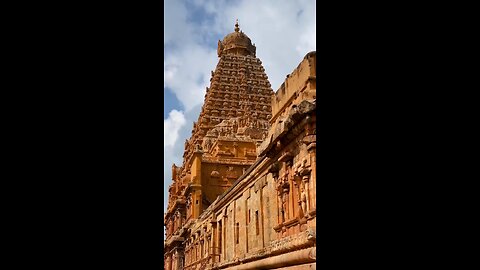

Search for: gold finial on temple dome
xmin=235 ymin=19 xmax=239 ymax=32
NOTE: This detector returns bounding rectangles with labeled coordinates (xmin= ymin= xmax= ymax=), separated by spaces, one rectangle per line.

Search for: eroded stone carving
xmin=165 ymin=22 xmax=316 ymax=270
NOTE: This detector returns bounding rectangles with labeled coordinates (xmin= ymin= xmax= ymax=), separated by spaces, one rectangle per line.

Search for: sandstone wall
xmin=181 ymin=51 xmax=317 ymax=270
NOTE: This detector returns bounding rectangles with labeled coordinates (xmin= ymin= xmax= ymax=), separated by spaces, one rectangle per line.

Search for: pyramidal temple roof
xmin=171 ymin=20 xmax=274 ymax=183
xmin=218 ymin=20 xmax=256 ymax=57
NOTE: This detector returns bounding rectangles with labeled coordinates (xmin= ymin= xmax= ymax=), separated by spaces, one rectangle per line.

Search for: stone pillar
xmin=165 ymin=253 xmax=172 ymax=270
xmin=293 ymin=175 xmax=302 ymax=219
xmin=302 ymin=175 xmax=310 ymax=215
xmin=186 ymin=196 xmax=191 ymax=220
xmin=172 ymin=252 xmax=176 ymax=270
xmin=185 ymin=248 xmax=188 ymax=267
xmin=302 ymin=116 xmax=316 ymax=212
xmin=233 ymin=200 xmax=236 ymax=258
xmin=222 ymin=214 xmax=227 ymax=261
xmin=210 ymin=221 xmax=216 ymax=263
xmin=244 ymin=195 xmax=249 ymax=254
xmin=191 ymin=146 xmax=203 ymax=219
xmin=285 ymin=161 xmax=297 ymax=222
xmin=259 ymin=184 xmax=265 ymax=248
xmin=281 ymin=174 xmax=290 ymax=222
xmin=309 ymin=148 xmax=316 ymax=210
xmin=178 ymin=252 xmax=184 ymax=270
xmin=206 ymin=234 xmax=211 ymax=264
xmin=195 ymin=243 xmax=198 ymax=263
xmin=188 ymin=246 xmax=191 ymax=266
xmin=172 ymin=248 xmax=184 ymax=270
xmin=190 ymin=245 xmax=193 ymax=265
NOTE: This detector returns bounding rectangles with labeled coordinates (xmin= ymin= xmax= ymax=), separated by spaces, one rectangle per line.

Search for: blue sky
xmin=163 ymin=0 xmax=316 ymax=220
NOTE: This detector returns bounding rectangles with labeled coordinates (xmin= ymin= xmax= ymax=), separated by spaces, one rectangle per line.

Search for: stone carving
xmin=203 ymin=138 xmax=212 ymax=152
xmin=165 ymin=22 xmax=316 ymax=270
xmin=300 ymin=183 xmax=307 ymax=216
xmin=225 ymin=166 xmax=237 ymax=179
xmin=210 ymin=170 xmax=220 ymax=178
xmin=274 ymin=168 xmax=293 ymax=225
xmin=217 ymin=40 xmax=223 ymax=57
xmin=270 ymin=228 xmax=316 ymax=254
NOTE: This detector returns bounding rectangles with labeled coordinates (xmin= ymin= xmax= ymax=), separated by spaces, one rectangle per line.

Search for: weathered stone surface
xmin=164 ymin=21 xmax=316 ymax=270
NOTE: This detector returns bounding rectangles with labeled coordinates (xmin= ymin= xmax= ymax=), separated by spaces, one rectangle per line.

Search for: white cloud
xmin=164 ymin=60 xmax=177 ymax=88
xmin=163 ymin=105 xmax=202 ymax=214
xmin=164 ymin=45 xmax=217 ymax=112
xmin=164 ymin=0 xmax=193 ymax=46
xmin=164 ymin=109 xmax=187 ymax=148
xmin=163 ymin=0 xmax=316 ymax=214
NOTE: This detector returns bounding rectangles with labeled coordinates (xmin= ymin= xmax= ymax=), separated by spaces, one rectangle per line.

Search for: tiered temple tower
xmin=164 ymin=21 xmax=274 ymax=270
xmin=179 ymin=51 xmax=316 ymax=270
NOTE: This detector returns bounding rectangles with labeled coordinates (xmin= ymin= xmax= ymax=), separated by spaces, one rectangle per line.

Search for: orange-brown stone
xmin=164 ymin=21 xmax=316 ymax=270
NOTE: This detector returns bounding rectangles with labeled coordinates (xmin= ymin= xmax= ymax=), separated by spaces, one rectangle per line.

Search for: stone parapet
xmin=271 ymin=51 xmax=316 ymax=124
xmin=259 ymin=99 xmax=316 ymax=157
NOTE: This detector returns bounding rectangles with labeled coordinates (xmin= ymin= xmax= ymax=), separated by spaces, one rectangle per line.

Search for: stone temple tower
xmin=164 ymin=21 xmax=274 ymax=269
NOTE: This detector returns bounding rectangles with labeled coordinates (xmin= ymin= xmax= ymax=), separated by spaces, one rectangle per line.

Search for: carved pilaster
xmin=301 ymin=176 xmax=310 ymax=217
xmin=302 ymin=114 xmax=316 ymax=150
xmin=185 ymin=196 xmax=191 ymax=220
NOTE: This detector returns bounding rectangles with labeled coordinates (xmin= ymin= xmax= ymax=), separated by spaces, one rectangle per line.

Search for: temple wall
xmin=181 ymin=51 xmax=316 ymax=270
xmin=271 ymin=51 xmax=316 ymax=124
xmin=200 ymin=162 xmax=251 ymax=206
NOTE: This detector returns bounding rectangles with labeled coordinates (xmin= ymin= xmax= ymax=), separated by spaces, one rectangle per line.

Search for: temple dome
xmin=217 ymin=20 xmax=256 ymax=57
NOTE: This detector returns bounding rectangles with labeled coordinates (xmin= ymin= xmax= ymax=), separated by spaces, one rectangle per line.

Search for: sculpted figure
xmin=204 ymin=138 xmax=211 ymax=151
xmin=280 ymin=193 xmax=287 ymax=223
xmin=217 ymin=40 xmax=223 ymax=56
xmin=301 ymin=184 xmax=307 ymax=215
xmin=233 ymin=120 xmax=238 ymax=133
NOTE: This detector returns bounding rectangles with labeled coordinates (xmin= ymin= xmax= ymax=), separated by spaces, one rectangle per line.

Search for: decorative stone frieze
xmin=165 ymin=21 xmax=316 ymax=270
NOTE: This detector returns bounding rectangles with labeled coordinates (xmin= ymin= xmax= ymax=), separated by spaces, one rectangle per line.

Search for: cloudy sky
xmin=163 ymin=0 xmax=316 ymax=216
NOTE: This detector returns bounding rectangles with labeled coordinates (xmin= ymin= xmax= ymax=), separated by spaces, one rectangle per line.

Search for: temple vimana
xmin=164 ymin=21 xmax=316 ymax=270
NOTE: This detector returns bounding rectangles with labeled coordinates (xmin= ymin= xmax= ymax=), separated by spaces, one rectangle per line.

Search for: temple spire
xmin=235 ymin=19 xmax=240 ymax=32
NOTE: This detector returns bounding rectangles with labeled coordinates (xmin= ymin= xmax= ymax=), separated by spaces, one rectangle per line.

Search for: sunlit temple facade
xmin=164 ymin=21 xmax=317 ymax=270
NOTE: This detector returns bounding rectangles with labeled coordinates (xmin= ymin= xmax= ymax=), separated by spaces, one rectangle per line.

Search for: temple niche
xmin=165 ymin=20 xmax=316 ymax=270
